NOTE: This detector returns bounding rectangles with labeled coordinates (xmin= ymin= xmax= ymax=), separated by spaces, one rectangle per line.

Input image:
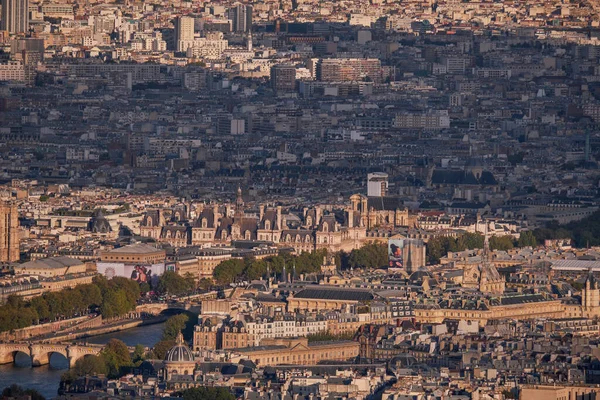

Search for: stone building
xmin=163 ymin=332 xmax=197 ymax=381
xmin=139 ymin=191 xmax=369 ymax=253
xmin=0 ymin=201 xmax=19 ymax=262
xmin=287 ymin=286 xmax=381 ymax=312
xmin=459 ymin=232 xmax=506 ymax=294
xmin=349 ymin=194 xmax=416 ymax=230
xmin=413 ymin=294 xmax=564 ymax=325
xmin=99 ymin=243 xmax=166 ymax=264
xmin=231 ymin=337 xmax=359 ymax=366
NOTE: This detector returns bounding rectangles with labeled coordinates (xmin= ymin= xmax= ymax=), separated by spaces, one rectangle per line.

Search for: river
xmin=0 ymin=322 xmax=165 ymax=399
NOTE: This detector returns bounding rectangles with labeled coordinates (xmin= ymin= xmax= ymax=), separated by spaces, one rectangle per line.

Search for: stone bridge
xmin=0 ymin=342 xmax=104 ymax=368
xmin=136 ymin=302 xmax=201 ymax=315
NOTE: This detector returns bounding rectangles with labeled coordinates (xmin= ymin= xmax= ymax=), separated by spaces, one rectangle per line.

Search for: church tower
xmin=0 ymin=201 xmax=19 ymax=262
xmin=582 ymin=270 xmax=600 ymax=316
xmin=235 ymin=186 xmax=244 ymax=217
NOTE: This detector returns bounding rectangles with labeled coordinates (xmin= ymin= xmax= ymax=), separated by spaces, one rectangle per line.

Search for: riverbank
xmin=46 ymin=315 xmax=170 ymax=343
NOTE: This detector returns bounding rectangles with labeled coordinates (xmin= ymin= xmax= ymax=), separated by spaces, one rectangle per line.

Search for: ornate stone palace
xmin=139 ymin=189 xmax=415 ymax=253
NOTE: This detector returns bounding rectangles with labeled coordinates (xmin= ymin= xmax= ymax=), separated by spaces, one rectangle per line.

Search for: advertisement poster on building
xmin=96 ymin=262 xmax=166 ymax=285
xmin=388 ymin=239 xmax=405 ymax=268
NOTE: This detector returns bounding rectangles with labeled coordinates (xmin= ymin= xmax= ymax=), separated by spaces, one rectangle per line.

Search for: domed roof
xmin=165 ymin=332 xmax=194 ymax=363
xmin=409 ymin=270 xmax=432 ymax=284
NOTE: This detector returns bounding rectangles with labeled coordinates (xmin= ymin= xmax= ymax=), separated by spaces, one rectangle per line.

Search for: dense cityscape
xmin=1 ymin=0 xmax=600 ymax=398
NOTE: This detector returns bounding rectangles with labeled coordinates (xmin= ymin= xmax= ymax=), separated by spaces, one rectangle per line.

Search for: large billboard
xmin=388 ymin=239 xmax=405 ymax=269
xmin=96 ymin=262 xmax=166 ymax=285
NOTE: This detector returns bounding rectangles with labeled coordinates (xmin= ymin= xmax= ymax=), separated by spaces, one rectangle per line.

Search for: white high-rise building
xmin=367 ymin=172 xmax=388 ymax=197
xmin=1 ymin=0 xmax=29 ymax=33
xmin=175 ymin=16 xmax=194 ymax=52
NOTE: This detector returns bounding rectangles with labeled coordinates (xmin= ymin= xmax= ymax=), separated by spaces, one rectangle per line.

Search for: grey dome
xmin=165 ymin=332 xmax=194 ymax=362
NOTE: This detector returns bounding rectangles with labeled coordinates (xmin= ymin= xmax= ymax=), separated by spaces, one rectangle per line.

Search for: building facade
xmin=1 ymin=0 xmax=29 ymax=33
xmin=0 ymin=201 xmax=19 ymax=262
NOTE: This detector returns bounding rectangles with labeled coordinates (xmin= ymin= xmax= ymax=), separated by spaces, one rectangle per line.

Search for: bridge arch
xmin=31 ymin=346 xmax=69 ymax=367
xmin=11 ymin=350 xmax=32 ymax=366
xmin=0 ymin=345 xmax=31 ymax=366
xmin=0 ymin=343 xmax=104 ymax=368
xmin=67 ymin=346 xmax=103 ymax=368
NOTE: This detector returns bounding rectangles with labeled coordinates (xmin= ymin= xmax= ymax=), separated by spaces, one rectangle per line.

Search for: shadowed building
xmin=0 ymin=201 xmax=19 ymax=262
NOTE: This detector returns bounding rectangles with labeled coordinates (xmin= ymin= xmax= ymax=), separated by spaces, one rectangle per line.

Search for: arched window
xmin=323 ymin=224 xmax=328 ymax=233
xmin=202 ymin=218 xmax=207 ymax=228
xmin=265 ymin=220 xmax=271 ymax=230
xmin=306 ymin=216 xmax=312 ymax=226
xmin=245 ymin=230 xmax=251 ymax=240
xmin=222 ymin=231 xmax=227 ymax=240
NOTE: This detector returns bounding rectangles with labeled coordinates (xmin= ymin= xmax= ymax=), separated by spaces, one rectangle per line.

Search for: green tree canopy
xmin=101 ymin=339 xmax=132 ymax=378
xmin=181 ymin=387 xmax=235 ymax=400
xmin=151 ymin=339 xmax=176 ymax=360
xmin=213 ymin=259 xmax=245 ymax=284
xmin=518 ymin=231 xmax=537 ymax=247
xmin=61 ymin=355 xmax=108 ymax=384
xmin=344 ymin=243 xmax=388 ymax=269
xmin=156 ymin=271 xmax=195 ymax=296
xmin=162 ymin=314 xmax=190 ymax=341
xmin=489 ymin=235 xmax=515 ymax=251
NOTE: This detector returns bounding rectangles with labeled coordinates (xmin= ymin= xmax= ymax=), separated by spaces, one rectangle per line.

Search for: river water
xmin=0 ymin=322 xmax=165 ymax=399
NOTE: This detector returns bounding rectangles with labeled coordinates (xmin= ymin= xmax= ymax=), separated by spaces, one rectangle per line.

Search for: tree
xmin=30 ymin=297 xmax=51 ymax=322
xmin=245 ymin=259 xmax=268 ymax=280
xmin=1 ymin=384 xmax=45 ymax=400
xmin=132 ymin=344 xmax=146 ymax=366
xmin=198 ymin=278 xmax=212 ymax=291
xmin=162 ymin=314 xmax=190 ymax=341
xmin=346 ymin=243 xmax=388 ymax=269
xmin=100 ymin=289 xmax=129 ymax=318
xmin=456 ymin=232 xmax=483 ymax=250
xmin=156 ymin=271 xmax=194 ymax=296
xmin=427 ymin=236 xmax=458 ymax=264
xmin=62 ymin=355 xmax=108 ymax=383
xmin=489 ymin=235 xmax=515 ymax=251
xmin=213 ymin=259 xmax=245 ymax=284
xmin=518 ymin=231 xmax=537 ymax=248
xmin=181 ymin=387 xmax=235 ymax=400
xmin=77 ymin=284 xmax=103 ymax=308
xmin=101 ymin=339 xmax=132 ymax=378
xmin=151 ymin=339 xmax=176 ymax=360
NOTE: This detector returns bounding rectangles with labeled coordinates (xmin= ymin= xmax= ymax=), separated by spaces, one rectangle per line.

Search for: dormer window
xmin=265 ymin=220 xmax=271 ymax=230
xmin=202 ymin=218 xmax=207 ymax=228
